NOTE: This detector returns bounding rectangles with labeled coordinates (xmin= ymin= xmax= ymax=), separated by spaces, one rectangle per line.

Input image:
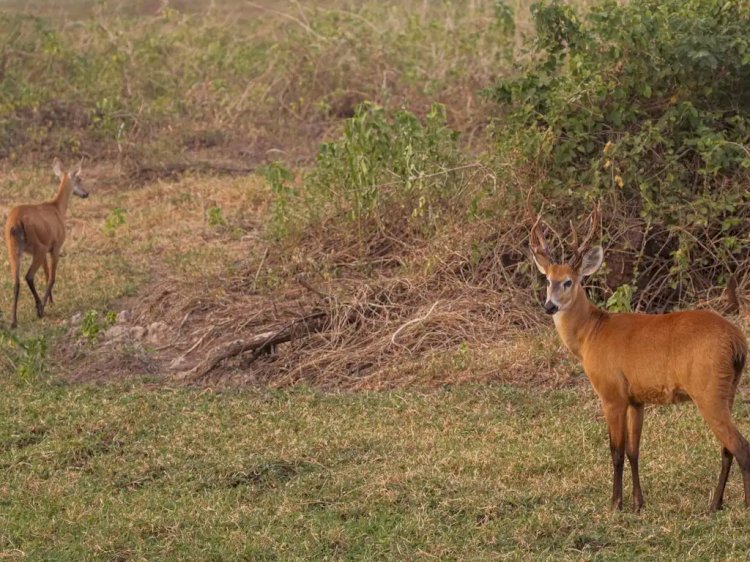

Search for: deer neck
xmin=52 ymin=176 xmax=73 ymax=216
xmin=552 ymin=287 xmax=604 ymax=360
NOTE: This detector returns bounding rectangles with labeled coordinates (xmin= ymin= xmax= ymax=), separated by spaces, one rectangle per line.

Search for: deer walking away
xmin=5 ymin=158 xmax=89 ymax=329
xmin=529 ymin=204 xmax=750 ymax=512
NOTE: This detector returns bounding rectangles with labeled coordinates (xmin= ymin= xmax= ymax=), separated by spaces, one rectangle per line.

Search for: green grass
xmin=2 ymin=379 xmax=750 ymax=560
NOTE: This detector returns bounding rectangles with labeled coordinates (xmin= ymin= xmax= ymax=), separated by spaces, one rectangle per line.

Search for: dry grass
xmin=0 ymin=0 xmax=518 ymax=173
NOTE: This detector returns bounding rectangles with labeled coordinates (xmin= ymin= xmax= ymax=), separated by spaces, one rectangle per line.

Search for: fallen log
xmin=177 ymin=311 xmax=327 ymax=381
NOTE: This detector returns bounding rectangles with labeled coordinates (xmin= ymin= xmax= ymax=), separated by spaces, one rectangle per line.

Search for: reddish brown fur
xmin=5 ymin=159 xmax=88 ymax=328
xmin=531 ymin=216 xmax=750 ymax=513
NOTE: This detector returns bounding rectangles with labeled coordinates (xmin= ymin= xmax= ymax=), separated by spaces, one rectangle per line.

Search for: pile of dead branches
xmin=61 ymin=201 xmax=750 ymax=390
xmin=94 ymin=215 xmax=564 ymax=389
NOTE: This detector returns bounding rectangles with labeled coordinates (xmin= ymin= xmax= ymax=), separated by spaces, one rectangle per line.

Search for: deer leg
xmin=9 ymin=243 xmax=22 ymax=329
xmin=711 ymin=447 xmax=734 ymax=511
xmin=603 ymin=402 xmax=627 ymax=511
xmin=43 ymin=250 xmax=59 ymax=308
xmin=25 ymin=253 xmax=45 ymax=318
xmin=626 ymin=403 xmax=645 ymax=512
xmin=42 ymin=255 xmax=54 ymax=306
xmin=695 ymin=398 xmax=750 ymax=511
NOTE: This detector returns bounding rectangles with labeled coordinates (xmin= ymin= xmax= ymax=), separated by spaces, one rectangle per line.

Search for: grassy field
xmin=2 ymin=0 xmax=750 ymax=559
xmin=2 ymin=379 xmax=750 ymax=560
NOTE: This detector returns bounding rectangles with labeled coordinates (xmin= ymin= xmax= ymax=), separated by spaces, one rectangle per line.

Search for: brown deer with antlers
xmin=5 ymin=158 xmax=89 ymax=329
xmin=529 ymin=204 xmax=750 ymax=512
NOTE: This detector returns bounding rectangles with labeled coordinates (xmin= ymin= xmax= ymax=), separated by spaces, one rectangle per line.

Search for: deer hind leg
xmin=626 ymin=403 xmax=645 ymax=512
xmin=603 ymin=402 xmax=628 ymax=511
xmin=712 ymin=447 xmax=733 ymax=512
xmin=695 ymin=396 xmax=750 ymax=511
xmin=25 ymin=252 xmax=46 ymax=318
xmin=8 ymin=240 xmax=23 ymax=329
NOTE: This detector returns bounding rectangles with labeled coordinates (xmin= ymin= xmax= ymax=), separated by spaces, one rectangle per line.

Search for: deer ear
xmin=53 ymin=158 xmax=63 ymax=178
xmin=580 ymin=246 xmax=604 ymax=277
xmin=531 ymin=249 xmax=551 ymax=275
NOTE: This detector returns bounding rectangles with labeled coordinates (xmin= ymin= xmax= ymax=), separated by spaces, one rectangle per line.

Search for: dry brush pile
xmin=102 ymin=214 xmax=575 ymax=390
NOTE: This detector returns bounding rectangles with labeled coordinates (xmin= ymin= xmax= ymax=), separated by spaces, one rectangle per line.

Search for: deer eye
xmin=563 ymin=279 xmax=573 ymax=289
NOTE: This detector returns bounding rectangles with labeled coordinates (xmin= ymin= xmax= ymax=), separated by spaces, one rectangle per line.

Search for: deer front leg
xmin=603 ymin=402 xmax=627 ymax=511
xmin=42 ymin=250 xmax=59 ymax=308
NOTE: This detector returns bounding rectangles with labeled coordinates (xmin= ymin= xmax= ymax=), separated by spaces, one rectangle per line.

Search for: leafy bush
xmin=487 ymin=0 xmax=750 ymax=304
xmin=104 ymin=207 xmax=127 ymax=236
xmin=262 ymin=162 xmax=296 ymax=239
xmin=80 ymin=309 xmax=116 ymax=344
xmin=606 ymin=284 xmax=634 ymax=313
xmin=205 ymin=207 xmax=226 ymax=228
xmin=275 ymin=102 xmax=468 ymax=238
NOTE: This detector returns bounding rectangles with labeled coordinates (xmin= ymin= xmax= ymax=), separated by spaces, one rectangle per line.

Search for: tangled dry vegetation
xmin=61 ymin=196 xmax=583 ymax=390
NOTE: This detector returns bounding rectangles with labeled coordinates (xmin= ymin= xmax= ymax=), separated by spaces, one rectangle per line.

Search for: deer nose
xmin=544 ymin=301 xmax=559 ymax=315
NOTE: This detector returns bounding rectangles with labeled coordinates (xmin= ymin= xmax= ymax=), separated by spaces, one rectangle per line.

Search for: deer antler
xmin=569 ymin=203 xmax=600 ymax=269
xmin=530 ymin=213 xmax=555 ymax=264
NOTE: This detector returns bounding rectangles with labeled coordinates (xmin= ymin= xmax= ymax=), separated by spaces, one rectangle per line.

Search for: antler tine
xmin=530 ymin=213 xmax=554 ymax=263
xmin=569 ymin=219 xmax=578 ymax=251
xmin=579 ymin=203 xmax=599 ymax=252
xmin=569 ymin=202 xmax=601 ymax=268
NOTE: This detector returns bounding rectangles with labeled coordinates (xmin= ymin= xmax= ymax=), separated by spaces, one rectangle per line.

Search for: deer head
xmin=529 ymin=204 xmax=603 ymax=314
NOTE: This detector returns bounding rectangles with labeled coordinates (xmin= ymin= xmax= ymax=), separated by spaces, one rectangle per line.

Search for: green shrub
xmin=486 ymin=0 xmax=750 ymax=302
xmin=80 ymin=309 xmax=116 ymax=344
xmin=104 ymin=207 xmax=127 ymax=236
xmin=274 ymin=102 xmax=467 ymax=238
xmin=262 ymin=162 xmax=296 ymax=240
xmin=205 ymin=207 xmax=226 ymax=228
xmin=605 ymin=284 xmax=634 ymax=313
